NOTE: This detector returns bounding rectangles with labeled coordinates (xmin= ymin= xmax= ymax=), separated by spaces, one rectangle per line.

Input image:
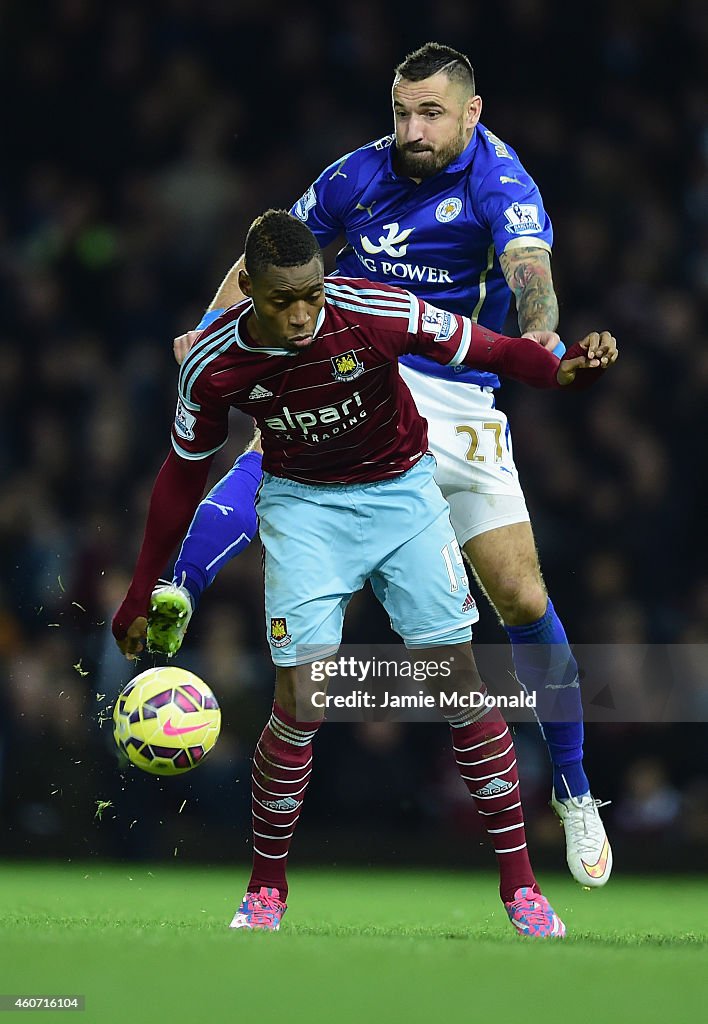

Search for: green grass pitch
xmin=0 ymin=865 xmax=704 ymax=1023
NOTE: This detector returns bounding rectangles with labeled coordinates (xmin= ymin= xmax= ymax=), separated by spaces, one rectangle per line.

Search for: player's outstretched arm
xmin=463 ymin=327 xmax=617 ymax=389
xmin=403 ymin=288 xmax=616 ymax=390
xmin=112 ymin=451 xmax=214 ymax=659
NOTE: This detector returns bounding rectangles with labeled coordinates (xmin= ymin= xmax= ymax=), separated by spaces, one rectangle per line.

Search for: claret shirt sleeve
xmin=171 ymin=352 xmax=231 ymax=462
xmin=404 ymin=296 xmax=562 ymax=389
xmin=342 ymin=278 xmax=562 ymax=389
xmin=338 ymin=277 xmax=604 ymax=391
xmin=115 ymin=341 xmax=234 ymax=638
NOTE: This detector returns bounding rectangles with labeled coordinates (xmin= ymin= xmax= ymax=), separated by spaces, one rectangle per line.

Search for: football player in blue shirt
xmin=147 ymin=42 xmax=612 ymax=887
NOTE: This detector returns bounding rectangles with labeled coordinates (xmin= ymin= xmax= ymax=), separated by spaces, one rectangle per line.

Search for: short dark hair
xmin=244 ymin=209 xmax=323 ymax=277
xmin=395 ymin=42 xmax=475 ymax=94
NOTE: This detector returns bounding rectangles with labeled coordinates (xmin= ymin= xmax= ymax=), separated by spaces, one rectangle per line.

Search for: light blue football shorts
xmin=256 ymin=455 xmax=479 ymax=666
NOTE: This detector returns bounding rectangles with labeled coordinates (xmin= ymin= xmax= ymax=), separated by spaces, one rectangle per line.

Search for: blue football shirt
xmin=289 ymin=123 xmax=553 ymax=388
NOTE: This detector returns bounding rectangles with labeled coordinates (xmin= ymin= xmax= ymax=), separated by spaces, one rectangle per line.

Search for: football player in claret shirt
xmin=164 ymin=42 xmax=614 ymax=889
xmin=113 ymin=210 xmax=617 ymax=936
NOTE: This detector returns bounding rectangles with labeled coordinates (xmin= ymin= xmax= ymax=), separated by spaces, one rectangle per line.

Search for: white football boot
xmin=551 ymin=787 xmax=613 ymax=887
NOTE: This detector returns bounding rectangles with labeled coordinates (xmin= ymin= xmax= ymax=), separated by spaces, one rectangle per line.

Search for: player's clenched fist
xmin=116 ymin=616 xmax=148 ymax=660
xmin=557 ymin=332 xmax=618 ymax=386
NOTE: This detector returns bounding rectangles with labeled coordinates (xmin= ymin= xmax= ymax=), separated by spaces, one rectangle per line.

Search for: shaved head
xmin=395 ymin=42 xmax=475 ymax=96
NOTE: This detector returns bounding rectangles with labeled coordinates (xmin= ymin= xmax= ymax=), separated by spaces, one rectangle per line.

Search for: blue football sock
xmin=173 ymin=450 xmax=263 ymax=608
xmin=505 ymin=599 xmax=589 ymax=799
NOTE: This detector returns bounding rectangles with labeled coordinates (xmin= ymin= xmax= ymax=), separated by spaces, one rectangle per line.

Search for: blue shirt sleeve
xmin=476 ymin=167 xmax=553 ymax=257
xmin=195 ymin=308 xmax=226 ymax=331
xmin=289 ymin=151 xmax=356 ymax=246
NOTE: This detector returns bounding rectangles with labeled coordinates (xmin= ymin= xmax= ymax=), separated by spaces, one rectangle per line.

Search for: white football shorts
xmin=398 ymin=363 xmax=531 ymax=547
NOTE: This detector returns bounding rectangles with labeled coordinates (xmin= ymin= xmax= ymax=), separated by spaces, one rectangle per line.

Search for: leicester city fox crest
xmin=435 ymin=197 xmax=462 ymax=223
xmin=331 ymin=350 xmax=364 ymax=382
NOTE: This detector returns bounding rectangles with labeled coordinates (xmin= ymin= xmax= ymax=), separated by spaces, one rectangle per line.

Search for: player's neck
xmin=243 ymin=312 xmax=273 ymax=348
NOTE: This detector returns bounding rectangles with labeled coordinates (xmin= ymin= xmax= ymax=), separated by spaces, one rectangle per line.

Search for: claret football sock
xmin=173 ymin=450 xmax=262 ymax=608
xmin=446 ymin=698 xmax=537 ymax=902
xmin=248 ymin=703 xmax=322 ymax=900
xmin=505 ymin=599 xmax=589 ymax=799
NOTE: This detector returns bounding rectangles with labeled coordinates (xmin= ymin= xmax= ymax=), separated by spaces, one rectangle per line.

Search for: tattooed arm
xmin=499 ymin=244 xmax=559 ymax=334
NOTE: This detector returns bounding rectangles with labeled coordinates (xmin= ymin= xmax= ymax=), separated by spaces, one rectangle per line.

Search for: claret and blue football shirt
xmin=174 ymin=278 xmax=562 ymax=485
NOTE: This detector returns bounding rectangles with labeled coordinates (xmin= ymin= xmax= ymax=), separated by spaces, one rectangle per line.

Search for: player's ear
xmin=466 ymin=94 xmax=482 ymax=130
xmin=239 ymin=269 xmax=253 ymax=297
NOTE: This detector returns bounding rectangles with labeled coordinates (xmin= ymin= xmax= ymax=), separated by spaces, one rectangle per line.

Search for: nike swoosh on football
xmin=581 ymin=838 xmax=610 ymax=877
xmin=163 ymin=718 xmax=205 ymax=736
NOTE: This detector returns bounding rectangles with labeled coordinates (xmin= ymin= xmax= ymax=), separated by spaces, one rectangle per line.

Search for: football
xmin=112 ymin=666 xmax=221 ymax=775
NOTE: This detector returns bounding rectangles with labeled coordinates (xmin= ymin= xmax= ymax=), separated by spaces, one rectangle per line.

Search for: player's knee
xmin=274 ymin=666 xmax=324 ymax=722
xmin=491 ymin=575 xmax=547 ymax=626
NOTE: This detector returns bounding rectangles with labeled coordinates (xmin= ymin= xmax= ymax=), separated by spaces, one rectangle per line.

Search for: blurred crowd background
xmin=1 ymin=0 xmax=706 ymax=870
